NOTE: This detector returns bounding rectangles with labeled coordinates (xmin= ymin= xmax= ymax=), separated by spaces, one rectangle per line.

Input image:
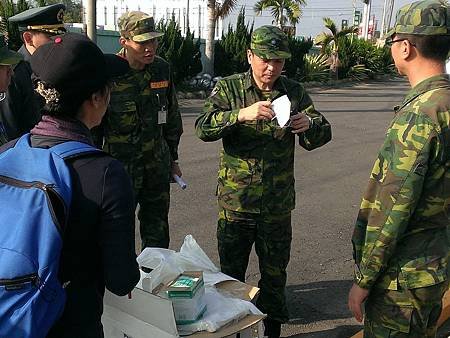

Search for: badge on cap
xmin=57 ymin=8 xmax=64 ymax=23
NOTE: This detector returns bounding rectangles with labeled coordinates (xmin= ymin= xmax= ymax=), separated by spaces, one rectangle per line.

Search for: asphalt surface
xmin=138 ymin=78 xmax=450 ymax=338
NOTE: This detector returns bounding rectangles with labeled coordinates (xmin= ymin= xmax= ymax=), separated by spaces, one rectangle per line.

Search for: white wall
xmin=94 ymin=0 xmax=219 ymax=39
xmin=89 ymin=0 xmax=416 ymax=40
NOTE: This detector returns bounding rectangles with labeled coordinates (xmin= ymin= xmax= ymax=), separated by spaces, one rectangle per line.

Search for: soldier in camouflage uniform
xmin=348 ymin=1 xmax=450 ymax=337
xmin=195 ymin=26 xmax=331 ymax=338
xmin=102 ymin=12 xmax=183 ymax=249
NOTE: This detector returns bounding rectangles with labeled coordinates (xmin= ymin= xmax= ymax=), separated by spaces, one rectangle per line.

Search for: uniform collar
xmin=395 ymin=74 xmax=450 ymax=113
xmin=18 ymin=44 xmax=32 ymax=63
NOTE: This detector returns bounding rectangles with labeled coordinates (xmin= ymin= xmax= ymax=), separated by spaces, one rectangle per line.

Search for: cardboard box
xmin=102 ymin=279 xmax=265 ymax=338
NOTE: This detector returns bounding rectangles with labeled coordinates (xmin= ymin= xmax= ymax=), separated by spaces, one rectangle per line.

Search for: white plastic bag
xmin=136 ymin=235 xmax=231 ymax=292
xmin=177 ymin=287 xmax=262 ymax=336
xmin=136 ymin=248 xmax=183 ymax=293
xmin=135 ymin=235 xmax=263 ymax=334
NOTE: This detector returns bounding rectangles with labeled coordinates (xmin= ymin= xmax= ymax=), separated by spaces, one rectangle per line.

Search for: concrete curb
xmin=350 ymin=290 xmax=450 ymax=338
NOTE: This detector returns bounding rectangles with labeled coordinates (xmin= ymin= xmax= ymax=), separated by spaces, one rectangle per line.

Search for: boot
xmin=263 ymin=318 xmax=281 ymax=338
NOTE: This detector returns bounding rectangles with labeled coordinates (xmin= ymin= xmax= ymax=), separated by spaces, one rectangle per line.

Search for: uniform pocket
xmin=108 ymin=98 xmax=139 ymax=135
xmin=366 ymin=290 xmax=413 ymax=334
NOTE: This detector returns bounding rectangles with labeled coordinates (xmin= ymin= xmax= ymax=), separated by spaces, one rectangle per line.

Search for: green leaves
xmin=214 ymin=8 xmax=253 ymax=76
xmin=156 ymin=19 xmax=202 ymax=85
xmin=254 ymin=0 xmax=306 ymax=27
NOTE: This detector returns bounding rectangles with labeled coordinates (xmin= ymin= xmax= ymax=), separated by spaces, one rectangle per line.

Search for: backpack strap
xmin=49 ymin=140 xmax=101 ymax=160
xmin=12 ymin=134 xmax=101 ymax=160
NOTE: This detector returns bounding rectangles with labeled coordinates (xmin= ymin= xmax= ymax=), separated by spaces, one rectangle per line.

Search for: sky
xmin=221 ymin=0 xmax=414 ymax=38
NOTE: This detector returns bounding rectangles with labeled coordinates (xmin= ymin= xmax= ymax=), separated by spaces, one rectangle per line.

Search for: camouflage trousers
xmin=364 ymin=281 xmax=449 ymax=338
xmin=217 ymin=207 xmax=292 ymax=323
xmin=132 ymin=164 xmax=171 ymax=250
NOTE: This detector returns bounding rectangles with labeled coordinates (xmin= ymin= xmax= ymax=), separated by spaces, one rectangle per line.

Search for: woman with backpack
xmin=0 ymin=33 xmax=140 ymax=337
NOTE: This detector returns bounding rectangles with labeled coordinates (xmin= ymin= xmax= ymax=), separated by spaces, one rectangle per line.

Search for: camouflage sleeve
xmin=195 ymin=80 xmax=240 ymax=142
xmin=297 ymin=91 xmax=332 ymax=150
xmin=353 ymin=111 xmax=435 ymax=289
xmin=163 ymin=73 xmax=183 ymax=161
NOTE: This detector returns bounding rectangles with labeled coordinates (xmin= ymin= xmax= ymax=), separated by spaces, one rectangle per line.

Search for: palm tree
xmin=254 ymin=0 xmax=306 ymax=29
xmin=314 ymin=17 xmax=358 ymax=79
xmin=204 ymin=0 xmax=238 ymax=75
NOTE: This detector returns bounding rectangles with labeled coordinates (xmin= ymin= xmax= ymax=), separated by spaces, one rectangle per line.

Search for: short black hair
xmin=396 ymin=33 xmax=450 ymax=62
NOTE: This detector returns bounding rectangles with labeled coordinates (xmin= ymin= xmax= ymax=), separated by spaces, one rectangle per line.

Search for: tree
xmin=156 ymin=18 xmax=202 ymax=84
xmin=214 ymin=7 xmax=253 ymax=76
xmin=204 ymin=0 xmax=238 ymax=75
xmin=314 ymin=17 xmax=358 ymax=79
xmin=0 ymin=0 xmax=30 ymax=50
xmin=254 ymin=0 xmax=306 ymax=28
xmin=34 ymin=0 xmax=82 ymax=23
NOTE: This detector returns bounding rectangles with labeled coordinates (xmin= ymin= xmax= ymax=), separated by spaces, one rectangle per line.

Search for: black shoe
xmin=263 ymin=318 xmax=281 ymax=338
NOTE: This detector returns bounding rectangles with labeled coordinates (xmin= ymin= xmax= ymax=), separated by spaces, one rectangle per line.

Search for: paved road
xmin=141 ymin=78 xmax=449 ymax=337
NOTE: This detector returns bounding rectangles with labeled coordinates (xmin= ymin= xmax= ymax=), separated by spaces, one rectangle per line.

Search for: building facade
xmin=94 ymin=0 xmax=224 ymax=39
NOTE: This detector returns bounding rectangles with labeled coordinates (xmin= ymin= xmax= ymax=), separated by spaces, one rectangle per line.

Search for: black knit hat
xmin=30 ymin=32 xmax=128 ymax=100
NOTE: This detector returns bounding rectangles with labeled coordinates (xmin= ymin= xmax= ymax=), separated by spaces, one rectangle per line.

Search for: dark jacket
xmin=1 ymin=128 xmax=140 ymax=337
xmin=0 ymin=45 xmax=41 ymax=144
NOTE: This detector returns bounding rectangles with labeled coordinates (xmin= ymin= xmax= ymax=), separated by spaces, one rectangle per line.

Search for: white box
xmin=102 ymin=279 xmax=265 ymax=338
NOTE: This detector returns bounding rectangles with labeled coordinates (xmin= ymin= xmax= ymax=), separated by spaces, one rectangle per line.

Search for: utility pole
xmin=381 ymin=0 xmax=394 ymax=37
xmin=186 ymin=0 xmax=190 ymax=33
xmin=86 ymin=0 xmax=97 ymax=43
xmin=362 ymin=0 xmax=372 ymax=40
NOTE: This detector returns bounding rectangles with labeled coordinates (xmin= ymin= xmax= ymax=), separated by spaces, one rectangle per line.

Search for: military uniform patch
xmin=150 ymin=80 xmax=169 ymax=89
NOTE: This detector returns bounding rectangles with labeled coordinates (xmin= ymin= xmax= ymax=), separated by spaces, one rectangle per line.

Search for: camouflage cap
xmin=384 ymin=0 xmax=450 ymax=39
xmin=118 ymin=11 xmax=163 ymax=42
xmin=0 ymin=35 xmax=22 ymax=66
xmin=250 ymin=25 xmax=291 ymax=59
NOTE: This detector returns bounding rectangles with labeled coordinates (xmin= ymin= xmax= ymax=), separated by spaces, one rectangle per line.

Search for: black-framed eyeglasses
xmin=385 ymin=38 xmax=415 ymax=47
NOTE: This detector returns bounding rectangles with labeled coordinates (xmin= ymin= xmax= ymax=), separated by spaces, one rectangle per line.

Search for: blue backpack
xmin=0 ymin=134 xmax=99 ymax=338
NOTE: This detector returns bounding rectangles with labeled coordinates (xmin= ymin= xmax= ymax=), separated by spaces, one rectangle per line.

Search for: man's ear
xmin=91 ymin=91 xmax=102 ymax=108
xmin=22 ymin=31 xmax=33 ymax=45
xmin=247 ymin=49 xmax=253 ymax=65
xmin=401 ymin=40 xmax=414 ymax=60
xmin=119 ymin=37 xmax=127 ymax=47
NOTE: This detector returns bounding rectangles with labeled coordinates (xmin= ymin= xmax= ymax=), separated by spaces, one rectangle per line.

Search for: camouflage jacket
xmin=352 ymin=74 xmax=450 ymax=290
xmin=195 ymin=70 xmax=331 ymax=214
xmin=103 ymin=54 xmax=183 ymax=170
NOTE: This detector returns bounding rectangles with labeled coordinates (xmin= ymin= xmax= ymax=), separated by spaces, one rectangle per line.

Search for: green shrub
xmin=337 ymin=37 xmax=394 ymax=79
xmin=284 ymin=36 xmax=313 ymax=79
xmin=214 ymin=7 xmax=253 ymax=76
xmin=156 ymin=18 xmax=202 ymax=85
xmin=298 ymin=53 xmax=329 ymax=83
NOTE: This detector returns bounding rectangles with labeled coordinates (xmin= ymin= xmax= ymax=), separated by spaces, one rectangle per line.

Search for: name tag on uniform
xmin=158 ymin=109 xmax=167 ymax=124
xmin=150 ymin=81 xmax=169 ymax=89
